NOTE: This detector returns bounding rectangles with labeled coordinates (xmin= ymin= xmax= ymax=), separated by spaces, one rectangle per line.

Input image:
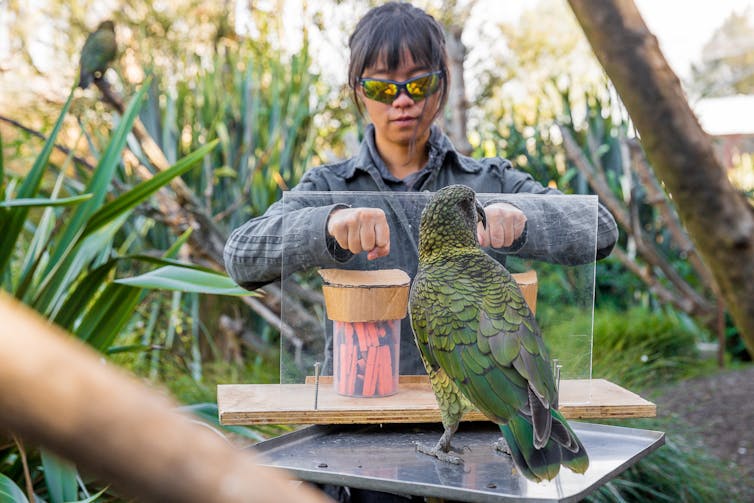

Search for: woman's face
xmin=358 ymin=51 xmax=441 ymax=150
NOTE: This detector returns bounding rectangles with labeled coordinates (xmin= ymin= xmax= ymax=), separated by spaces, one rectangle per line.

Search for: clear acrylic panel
xmin=280 ymin=191 xmax=598 ymax=404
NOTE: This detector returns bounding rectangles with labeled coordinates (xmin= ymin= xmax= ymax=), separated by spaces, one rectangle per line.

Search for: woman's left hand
xmin=477 ymin=202 xmax=527 ymax=248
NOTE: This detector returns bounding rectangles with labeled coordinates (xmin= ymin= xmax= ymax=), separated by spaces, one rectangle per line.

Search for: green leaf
xmin=0 ymin=88 xmax=75 ymax=272
xmin=71 ymin=488 xmax=107 ymax=503
xmin=0 ymin=473 xmax=29 ymax=503
xmin=163 ymin=228 xmax=193 ymax=259
xmin=115 ymin=265 xmax=255 ymax=296
xmin=181 ymin=403 xmax=264 ymax=441
xmin=0 ymin=131 xmax=5 ymax=196
xmin=77 ymin=283 xmax=142 ymax=351
xmin=34 ymin=212 xmax=130 ymax=317
xmin=83 ymin=139 xmax=218 ymax=237
xmin=0 ymin=194 xmax=93 ymax=208
xmin=41 ymin=450 xmax=78 ymax=503
xmin=106 ymin=343 xmax=151 ymax=355
xmin=52 ymin=260 xmax=118 ymax=331
xmin=49 ymin=77 xmax=151 ymax=269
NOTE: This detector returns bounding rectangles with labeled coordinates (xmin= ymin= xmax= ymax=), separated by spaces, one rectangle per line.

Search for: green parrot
xmin=78 ymin=20 xmax=117 ymax=89
xmin=408 ymin=184 xmax=589 ymax=482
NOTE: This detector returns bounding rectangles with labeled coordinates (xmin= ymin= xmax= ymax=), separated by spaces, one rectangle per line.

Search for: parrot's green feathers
xmin=79 ymin=20 xmax=117 ymax=89
xmin=409 ymin=185 xmax=589 ymax=483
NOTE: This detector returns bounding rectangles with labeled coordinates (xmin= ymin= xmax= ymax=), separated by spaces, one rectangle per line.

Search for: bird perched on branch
xmin=409 ymin=184 xmax=589 ymax=482
xmin=78 ymin=20 xmax=117 ymax=89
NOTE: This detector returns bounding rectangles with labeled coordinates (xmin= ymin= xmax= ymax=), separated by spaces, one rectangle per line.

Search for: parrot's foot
xmin=493 ymin=437 xmax=511 ymax=456
xmin=414 ymin=442 xmax=463 ymax=464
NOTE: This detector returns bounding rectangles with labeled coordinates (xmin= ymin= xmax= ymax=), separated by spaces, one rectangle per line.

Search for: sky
xmin=633 ymin=0 xmax=754 ymax=80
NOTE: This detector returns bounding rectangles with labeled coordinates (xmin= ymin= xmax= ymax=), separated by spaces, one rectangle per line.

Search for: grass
xmin=583 ymin=306 xmax=742 ymax=502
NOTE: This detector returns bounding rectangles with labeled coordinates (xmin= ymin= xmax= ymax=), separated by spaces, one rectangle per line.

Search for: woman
xmin=224 ymin=2 xmax=618 ymax=377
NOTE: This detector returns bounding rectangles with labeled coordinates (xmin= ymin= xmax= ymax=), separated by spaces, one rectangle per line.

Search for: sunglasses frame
xmin=359 ymin=70 xmax=444 ymax=105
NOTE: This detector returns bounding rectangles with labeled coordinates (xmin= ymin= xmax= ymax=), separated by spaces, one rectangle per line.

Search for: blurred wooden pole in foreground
xmin=0 ymin=292 xmax=331 ymax=503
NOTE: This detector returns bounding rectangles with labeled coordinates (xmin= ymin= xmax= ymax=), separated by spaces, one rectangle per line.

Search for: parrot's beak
xmin=476 ymin=200 xmax=487 ymax=229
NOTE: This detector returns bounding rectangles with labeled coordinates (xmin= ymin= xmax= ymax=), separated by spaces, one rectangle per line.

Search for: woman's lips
xmin=392 ymin=116 xmax=417 ymax=126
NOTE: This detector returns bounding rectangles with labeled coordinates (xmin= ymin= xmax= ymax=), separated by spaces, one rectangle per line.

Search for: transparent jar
xmin=319 ymin=268 xmax=409 ymax=398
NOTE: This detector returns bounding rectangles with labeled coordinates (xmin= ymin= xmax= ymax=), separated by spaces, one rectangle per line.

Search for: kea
xmin=408 ymin=184 xmax=589 ymax=482
xmin=78 ymin=20 xmax=117 ymax=89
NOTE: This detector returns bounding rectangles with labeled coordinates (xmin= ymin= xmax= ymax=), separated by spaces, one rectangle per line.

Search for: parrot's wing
xmin=410 ymin=269 xmax=474 ymax=424
xmin=422 ymin=255 xmax=558 ymax=448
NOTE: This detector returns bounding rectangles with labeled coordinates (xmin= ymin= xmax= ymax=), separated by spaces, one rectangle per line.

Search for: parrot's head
xmin=97 ymin=20 xmax=115 ymax=33
xmin=418 ymin=184 xmax=486 ymax=260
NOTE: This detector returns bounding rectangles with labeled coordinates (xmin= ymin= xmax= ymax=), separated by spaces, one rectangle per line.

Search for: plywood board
xmin=217 ymin=377 xmax=655 ymax=426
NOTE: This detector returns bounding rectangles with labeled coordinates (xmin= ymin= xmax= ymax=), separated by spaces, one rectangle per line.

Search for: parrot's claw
xmin=493 ymin=437 xmax=512 ymax=456
xmin=414 ymin=442 xmax=464 ymax=465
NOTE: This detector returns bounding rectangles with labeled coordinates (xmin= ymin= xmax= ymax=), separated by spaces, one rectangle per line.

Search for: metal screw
xmin=552 ymin=358 xmax=563 ymax=404
xmin=313 ymin=361 xmax=321 ymax=410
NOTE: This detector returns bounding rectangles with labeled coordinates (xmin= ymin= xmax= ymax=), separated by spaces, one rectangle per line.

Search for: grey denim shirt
xmin=224 ymin=124 xmax=618 ymax=374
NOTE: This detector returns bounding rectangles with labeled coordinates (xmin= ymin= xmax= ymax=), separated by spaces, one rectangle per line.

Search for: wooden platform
xmin=217 ymin=376 xmax=655 ymax=426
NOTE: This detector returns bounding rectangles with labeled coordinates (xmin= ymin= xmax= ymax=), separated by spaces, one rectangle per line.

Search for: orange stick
xmin=366 ymin=322 xmax=380 ymax=347
xmin=348 ymin=345 xmax=358 ymax=395
xmin=377 ymin=345 xmax=394 ymax=395
xmin=337 ymin=343 xmax=347 ymax=394
xmin=363 ymin=347 xmax=378 ymax=396
xmin=342 ymin=321 xmax=357 ymax=352
xmin=353 ymin=322 xmax=368 ymax=353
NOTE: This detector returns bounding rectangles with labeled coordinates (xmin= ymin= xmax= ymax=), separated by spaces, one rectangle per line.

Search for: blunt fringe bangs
xmin=348 ymin=2 xmax=449 ymax=119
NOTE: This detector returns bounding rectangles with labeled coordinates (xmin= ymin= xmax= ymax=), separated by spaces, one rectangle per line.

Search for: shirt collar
xmin=345 ymin=123 xmax=476 ymax=180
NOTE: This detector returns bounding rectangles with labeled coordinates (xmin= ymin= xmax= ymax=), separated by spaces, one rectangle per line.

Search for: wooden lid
xmin=319 ymin=269 xmax=410 ymax=322
xmin=318 ymin=268 xmax=410 ymax=288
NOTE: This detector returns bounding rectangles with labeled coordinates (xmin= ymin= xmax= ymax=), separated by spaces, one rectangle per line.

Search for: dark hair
xmin=348 ymin=2 xmax=449 ymax=123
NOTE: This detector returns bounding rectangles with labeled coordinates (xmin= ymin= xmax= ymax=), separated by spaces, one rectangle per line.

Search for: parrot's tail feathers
xmin=500 ymin=418 xmax=561 ymax=482
xmin=500 ymin=412 xmax=589 ymax=482
xmin=552 ymin=409 xmax=589 ymax=474
xmin=499 ymin=422 xmax=548 ymax=482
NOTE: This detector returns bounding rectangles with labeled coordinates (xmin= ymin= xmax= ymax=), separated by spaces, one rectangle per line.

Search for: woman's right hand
xmin=326 ymin=207 xmax=390 ymax=260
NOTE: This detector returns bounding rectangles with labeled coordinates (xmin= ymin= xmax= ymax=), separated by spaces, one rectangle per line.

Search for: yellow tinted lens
xmin=363 ymin=80 xmax=397 ymax=103
xmin=406 ymin=74 xmax=439 ymax=100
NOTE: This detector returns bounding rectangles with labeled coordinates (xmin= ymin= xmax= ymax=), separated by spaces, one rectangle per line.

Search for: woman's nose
xmin=392 ymin=89 xmax=415 ymax=107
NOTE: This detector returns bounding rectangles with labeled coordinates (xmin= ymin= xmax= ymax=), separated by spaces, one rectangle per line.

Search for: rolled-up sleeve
xmin=491 ymin=164 xmax=618 ymax=265
xmin=223 ymin=176 xmax=352 ymax=291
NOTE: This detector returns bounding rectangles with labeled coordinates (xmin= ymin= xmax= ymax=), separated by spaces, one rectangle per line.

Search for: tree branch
xmin=0 ymin=114 xmax=95 ymax=171
xmin=559 ymin=124 xmax=715 ymax=319
xmin=627 ymin=139 xmax=718 ymax=292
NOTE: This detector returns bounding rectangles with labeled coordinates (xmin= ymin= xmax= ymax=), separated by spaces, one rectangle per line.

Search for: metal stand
xmin=252 ymin=421 xmax=665 ymax=503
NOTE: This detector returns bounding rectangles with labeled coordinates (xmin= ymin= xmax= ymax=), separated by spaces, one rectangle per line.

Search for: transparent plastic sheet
xmin=280 ymin=191 xmax=598 ymax=404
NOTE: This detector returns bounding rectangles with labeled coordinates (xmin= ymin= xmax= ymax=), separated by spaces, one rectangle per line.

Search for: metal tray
xmin=252 ymin=421 xmax=665 ymax=502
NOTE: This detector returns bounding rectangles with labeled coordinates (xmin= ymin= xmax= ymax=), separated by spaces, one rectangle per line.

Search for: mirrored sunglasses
xmin=359 ymin=71 xmax=443 ymax=105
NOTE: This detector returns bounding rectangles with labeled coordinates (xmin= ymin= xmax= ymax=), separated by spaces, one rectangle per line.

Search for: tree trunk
xmin=568 ymin=0 xmax=754 ymax=356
